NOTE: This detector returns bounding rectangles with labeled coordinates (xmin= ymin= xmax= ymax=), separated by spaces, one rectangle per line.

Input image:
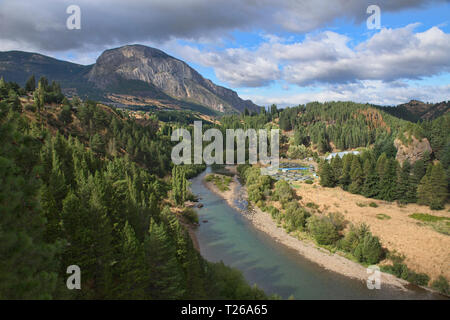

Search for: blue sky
xmin=1 ymin=0 xmax=449 ymax=107
xmin=170 ymin=2 xmax=450 ymax=107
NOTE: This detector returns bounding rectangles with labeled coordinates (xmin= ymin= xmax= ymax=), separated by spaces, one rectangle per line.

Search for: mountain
xmin=0 ymin=45 xmax=259 ymax=114
xmin=380 ymin=100 xmax=450 ymax=122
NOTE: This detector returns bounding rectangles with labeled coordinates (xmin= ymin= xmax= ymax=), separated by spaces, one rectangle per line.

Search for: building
xmin=325 ymin=150 xmax=360 ymax=161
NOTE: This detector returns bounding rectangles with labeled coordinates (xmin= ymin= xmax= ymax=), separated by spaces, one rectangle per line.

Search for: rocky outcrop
xmin=0 ymin=47 xmax=259 ymax=114
xmin=87 ymin=45 xmax=259 ymax=113
xmin=394 ymin=136 xmax=432 ymax=165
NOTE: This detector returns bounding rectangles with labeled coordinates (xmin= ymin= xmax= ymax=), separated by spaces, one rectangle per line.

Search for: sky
xmin=1 ymin=0 xmax=449 ymax=107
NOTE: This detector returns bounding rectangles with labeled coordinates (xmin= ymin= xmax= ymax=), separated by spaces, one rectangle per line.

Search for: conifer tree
xmin=396 ymin=161 xmax=412 ymax=203
xmin=349 ymin=157 xmax=363 ymax=194
xmin=340 ymin=154 xmax=353 ymax=189
xmin=144 ymin=219 xmax=184 ymax=299
xmin=330 ymin=156 xmax=343 ymax=185
xmin=429 ymin=162 xmax=448 ymax=210
xmin=319 ymin=161 xmax=334 ymax=187
xmin=25 ymin=74 xmax=36 ymax=92
xmin=417 ymin=164 xmax=433 ymax=207
xmin=378 ymin=159 xmax=398 ymax=201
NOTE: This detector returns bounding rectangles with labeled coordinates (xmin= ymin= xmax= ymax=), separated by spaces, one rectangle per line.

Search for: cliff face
xmin=0 ymin=46 xmax=259 ymax=114
xmin=394 ymin=136 xmax=432 ymax=165
xmin=87 ymin=45 xmax=259 ymax=113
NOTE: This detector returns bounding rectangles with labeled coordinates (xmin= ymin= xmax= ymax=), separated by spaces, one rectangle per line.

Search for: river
xmin=190 ymin=167 xmax=445 ymax=299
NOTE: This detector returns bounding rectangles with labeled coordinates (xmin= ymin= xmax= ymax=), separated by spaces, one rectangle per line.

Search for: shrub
xmin=24 ymin=104 xmax=36 ymax=112
xmin=284 ymin=202 xmax=310 ymax=232
xmin=381 ymin=263 xmax=429 ymax=287
xmin=272 ymin=180 xmax=295 ymax=205
xmin=353 ymin=232 xmax=383 ymax=264
xmin=376 ymin=213 xmax=391 ymax=220
xmin=306 ymin=202 xmax=319 ymax=210
xmin=307 ymin=215 xmax=339 ymax=245
xmin=268 ymin=206 xmax=280 ymax=219
xmin=327 ymin=212 xmax=347 ymax=232
xmin=369 ymin=202 xmax=378 ymax=208
xmin=356 ymin=202 xmax=367 ymax=207
xmin=409 ymin=213 xmax=449 ymax=223
xmin=431 ymin=276 xmax=450 ymax=295
xmin=305 ymin=180 xmax=313 ymax=184
xmin=183 ymin=208 xmax=199 ymax=225
xmin=406 ymin=271 xmax=429 ymax=287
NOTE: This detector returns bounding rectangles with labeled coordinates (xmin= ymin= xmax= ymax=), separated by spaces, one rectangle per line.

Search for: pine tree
xmin=0 ymin=116 xmax=60 ymax=299
xmin=417 ymin=164 xmax=433 ymax=206
xmin=396 ymin=161 xmax=412 ymax=203
xmin=90 ymin=133 xmax=105 ymax=156
xmin=349 ymin=157 xmax=363 ymax=194
xmin=25 ymin=74 xmax=36 ymax=92
xmin=340 ymin=154 xmax=353 ymax=189
xmin=330 ymin=156 xmax=342 ymax=185
xmin=429 ymin=162 xmax=448 ymax=210
xmin=378 ymin=159 xmax=398 ymax=201
xmin=144 ymin=219 xmax=184 ymax=299
xmin=319 ymin=161 xmax=334 ymax=187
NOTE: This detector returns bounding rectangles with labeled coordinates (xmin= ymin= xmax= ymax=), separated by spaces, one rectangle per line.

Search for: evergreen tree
xmin=417 ymin=164 xmax=433 ymax=207
xmin=427 ymin=163 xmax=448 ymax=210
xmin=25 ymin=74 xmax=36 ymax=92
xmin=378 ymin=159 xmax=398 ymax=201
xmin=340 ymin=154 xmax=353 ymax=189
xmin=90 ymin=133 xmax=105 ymax=156
xmin=0 ymin=114 xmax=60 ymax=299
xmin=144 ymin=219 xmax=184 ymax=299
xmin=396 ymin=161 xmax=413 ymax=203
xmin=362 ymin=164 xmax=379 ymax=198
xmin=330 ymin=155 xmax=343 ymax=184
xmin=319 ymin=161 xmax=334 ymax=187
xmin=349 ymin=157 xmax=363 ymax=194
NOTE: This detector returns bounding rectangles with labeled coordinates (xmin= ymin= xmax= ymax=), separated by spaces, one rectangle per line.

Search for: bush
xmin=305 ymin=180 xmax=313 ymax=184
xmin=268 ymin=206 xmax=279 ymax=217
xmin=431 ymin=276 xmax=450 ymax=295
xmin=58 ymin=105 xmax=73 ymax=124
xmin=406 ymin=271 xmax=429 ymax=287
xmin=369 ymin=202 xmax=378 ymax=208
xmin=183 ymin=208 xmax=199 ymax=225
xmin=376 ymin=213 xmax=391 ymax=220
xmin=353 ymin=232 xmax=383 ymax=264
xmin=272 ymin=180 xmax=295 ymax=205
xmin=306 ymin=202 xmax=319 ymax=210
xmin=409 ymin=213 xmax=449 ymax=223
xmin=327 ymin=212 xmax=347 ymax=232
xmin=24 ymin=104 xmax=36 ymax=112
xmin=307 ymin=215 xmax=339 ymax=245
xmin=381 ymin=263 xmax=429 ymax=287
xmin=284 ymin=202 xmax=310 ymax=232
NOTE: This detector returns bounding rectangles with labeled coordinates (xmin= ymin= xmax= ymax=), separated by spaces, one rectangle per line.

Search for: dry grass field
xmin=291 ymin=181 xmax=450 ymax=281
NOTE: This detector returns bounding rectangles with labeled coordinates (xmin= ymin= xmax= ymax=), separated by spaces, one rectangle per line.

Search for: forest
xmin=1 ymin=74 xmax=449 ymax=298
xmin=0 ymin=76 xmax=269 ymax=299
xmin=221 ymin=102 xmax=449 ymax=209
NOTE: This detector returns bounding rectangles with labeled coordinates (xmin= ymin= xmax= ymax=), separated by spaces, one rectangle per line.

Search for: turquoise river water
xmin=191 ymin=167 xmax=446 ymax=300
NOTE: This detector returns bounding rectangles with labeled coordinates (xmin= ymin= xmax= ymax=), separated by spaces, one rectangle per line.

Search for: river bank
xmin=203 ymin=166 xmax=412 ymax=291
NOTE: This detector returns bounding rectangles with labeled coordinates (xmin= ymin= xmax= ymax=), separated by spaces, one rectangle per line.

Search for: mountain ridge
xmin=0 ymin=45 xmax=260 ymax=114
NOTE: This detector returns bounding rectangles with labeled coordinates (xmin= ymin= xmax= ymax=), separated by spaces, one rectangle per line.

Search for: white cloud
xmin=0 ymin=0 xmax=444 ymax=52
xmin=176 ymin=25 xmax=450 ymax=88
xmin=242 ymin=80 xmax=450 ymax=107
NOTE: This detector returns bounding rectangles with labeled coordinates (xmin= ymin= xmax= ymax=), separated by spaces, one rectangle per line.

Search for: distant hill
xmin=379 ymin=100 xmax=450 ymax=122
xmin=0 ymin=45 xmax=260 ymax=115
